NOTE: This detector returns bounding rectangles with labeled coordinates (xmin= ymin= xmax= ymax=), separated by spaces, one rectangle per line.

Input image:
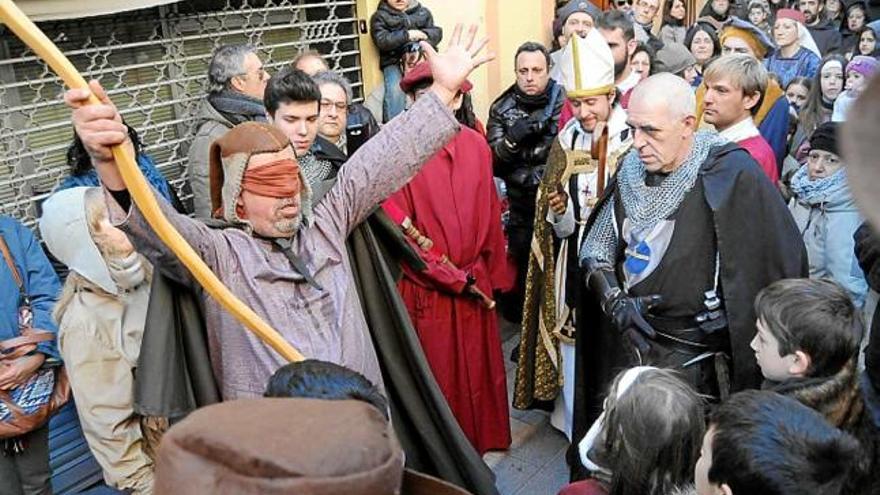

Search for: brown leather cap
xmin=208 ymin=121 xmax=292 ymax=217
xmin=154 ymin=398 xmax=404 ymax=495
xmin=842 ymin=75 xmax=880 ymax=229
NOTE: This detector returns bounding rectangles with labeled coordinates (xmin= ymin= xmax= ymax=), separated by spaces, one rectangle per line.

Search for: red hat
xmin=399 ymin=61 xmax=473 ymax=94
xmin=776 ymin=8 xmax=806 ymax=24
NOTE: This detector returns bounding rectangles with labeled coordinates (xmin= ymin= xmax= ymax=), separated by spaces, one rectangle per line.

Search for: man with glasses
xmin=631 ymin=0 xmax=662 ymax=45
xmin=188 ymin=44 xmax=271 ymax=218
xmin=313 ymin=71 xmax=354 ymax=154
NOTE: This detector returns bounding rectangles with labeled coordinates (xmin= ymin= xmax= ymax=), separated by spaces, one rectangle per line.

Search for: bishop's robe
xmin=388 ymin=126 xmax=516 ymax=454
xmin=513 ymin=107 xmax=632 ymax=440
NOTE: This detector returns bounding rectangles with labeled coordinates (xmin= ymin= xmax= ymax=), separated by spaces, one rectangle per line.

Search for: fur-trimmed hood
xmin=767 ymin=359 xmax=864 ymax=429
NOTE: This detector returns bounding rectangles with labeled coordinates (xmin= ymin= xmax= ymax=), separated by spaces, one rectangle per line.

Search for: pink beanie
xmin=847 ymin=55 xmax=879 ymax=79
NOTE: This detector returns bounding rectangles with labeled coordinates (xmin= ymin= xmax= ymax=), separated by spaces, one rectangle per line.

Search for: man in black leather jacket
xmin=487 ymin=42 xmax=564 ymax=322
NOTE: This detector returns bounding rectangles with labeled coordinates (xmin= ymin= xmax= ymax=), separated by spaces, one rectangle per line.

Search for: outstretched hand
xmin=421 ymin=23 xmax=493 ymax=106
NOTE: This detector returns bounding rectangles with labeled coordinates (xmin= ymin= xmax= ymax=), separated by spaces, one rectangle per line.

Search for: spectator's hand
xmin=422 ymin=24 xmax=493 ymax=106
xmin=604 ymin=292 xmax=661 ymax=354
xmin=548 ymin=189 xmax=568 ymax=216
xmin=64 ymin=80 xmax=131 ymax=190
xmin=408 ymin=29 xmax=429 ymax=42
xmin=0 ymin=353 xmax=45 ymax=391
xmin=507 ymin=118 xmax=534 ymax=144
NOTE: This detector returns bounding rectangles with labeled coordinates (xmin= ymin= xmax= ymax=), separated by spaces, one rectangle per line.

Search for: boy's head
xmin=264 ymin=67 xmax=322 ymax=156
xmin=751 ymin=278 xmax=862 ymax=382
xmin=265 ymin=360 xmax=389 ymax=420
xmin=386 ymin=0 xmax=410 ymax=12
xmin=695 ymin=390 xmax=867 ymax=495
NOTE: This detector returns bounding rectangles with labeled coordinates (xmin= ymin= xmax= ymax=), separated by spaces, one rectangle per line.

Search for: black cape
xmin=134 ymin=138 xmax=499 ymax=495
xmin=568 ymin=143 xmax=808 ymax=479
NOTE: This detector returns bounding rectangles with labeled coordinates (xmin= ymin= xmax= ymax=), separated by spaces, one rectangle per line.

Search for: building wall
xmin=356 ymin=0 xmax=556 ymax=121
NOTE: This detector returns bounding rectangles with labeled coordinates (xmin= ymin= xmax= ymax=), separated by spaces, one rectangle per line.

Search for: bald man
xmin=569 ymin=74 xmax=806 ymax=478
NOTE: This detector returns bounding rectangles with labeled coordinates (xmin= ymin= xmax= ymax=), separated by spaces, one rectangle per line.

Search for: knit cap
xmin=654 ymin=42 xmax=697 ymax=76
xmin=847 ymin=55 xmax=879 ymax=79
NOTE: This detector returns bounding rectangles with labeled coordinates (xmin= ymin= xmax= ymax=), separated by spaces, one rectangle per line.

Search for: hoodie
xmin=807 ymin=17 xmax=844 ymax=54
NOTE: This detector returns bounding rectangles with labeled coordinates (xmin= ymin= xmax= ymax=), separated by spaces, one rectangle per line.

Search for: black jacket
xmin=370 ymin=1 xmax=442 ymax=69
xmin=487 ymin=80 xmax=564 ymax=223
xmin=808 ymin=18 xmax=844 ymax=55
xmin=855 ymin=223 xmax=880 ymax=388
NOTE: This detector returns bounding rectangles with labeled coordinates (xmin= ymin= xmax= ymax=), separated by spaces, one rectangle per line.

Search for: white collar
xmin=718 ymin=117 xmax=760 ymax=143
xmin=617 ymin=70 xmax=641 ymax=94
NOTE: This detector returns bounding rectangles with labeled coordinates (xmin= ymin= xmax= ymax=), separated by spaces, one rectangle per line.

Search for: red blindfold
xmin=217 ymin=158 xmax=302 ymax=220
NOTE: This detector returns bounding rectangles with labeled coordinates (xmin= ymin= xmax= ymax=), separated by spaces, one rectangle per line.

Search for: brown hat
xmin=208 ymin=122 xmax=312 ymax=227
xmin=154 ymin=398 xmax=405 ymax=495
xmin=843 ymin=75 xmax=880 ymax=229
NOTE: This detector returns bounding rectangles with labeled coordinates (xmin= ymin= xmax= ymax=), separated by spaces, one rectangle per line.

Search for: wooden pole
xmin=0 ymin=0 xmax=304 ymax=363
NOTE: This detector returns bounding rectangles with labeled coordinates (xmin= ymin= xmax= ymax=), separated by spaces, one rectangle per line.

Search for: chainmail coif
xmin=579 ymin=130 xmax=726 ymax=265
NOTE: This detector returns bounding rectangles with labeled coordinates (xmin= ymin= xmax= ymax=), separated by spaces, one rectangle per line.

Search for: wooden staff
xmin=592 ymin=120 xmax=611 ymax=198
xmin=0 ymin=0 xmax=304 ymax=362
xmin=395 ymin=214 xmax=497 ymax=311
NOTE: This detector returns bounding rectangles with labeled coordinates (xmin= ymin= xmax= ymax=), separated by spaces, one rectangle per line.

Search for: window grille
xmin=0 ymin=0 xmax=364 ymax=227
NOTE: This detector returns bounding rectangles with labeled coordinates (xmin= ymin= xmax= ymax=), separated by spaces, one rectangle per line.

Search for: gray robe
xmin=109 ymin=93 xmax=459 ymax=399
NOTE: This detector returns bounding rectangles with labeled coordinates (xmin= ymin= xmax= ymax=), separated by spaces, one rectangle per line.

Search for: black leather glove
xmin=506 ymin=118 xmax=534 ymax=144
xmin=528 ymin=116 xmax=549 ymax=136
xmin=604 ymin=291 xmax=662 ymax=355
xmin=584 ymin=259 xmax=661 ymax=355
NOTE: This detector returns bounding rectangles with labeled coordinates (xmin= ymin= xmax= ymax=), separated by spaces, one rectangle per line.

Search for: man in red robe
xmin=702 ymin=54 xmax=779 ymax=184
xmin=386 ymin=62 xmax=515 ymax=454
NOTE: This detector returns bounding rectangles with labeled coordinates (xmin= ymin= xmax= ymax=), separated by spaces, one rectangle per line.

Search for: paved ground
xmin=484 ymin=318 xmax=571 ymax=495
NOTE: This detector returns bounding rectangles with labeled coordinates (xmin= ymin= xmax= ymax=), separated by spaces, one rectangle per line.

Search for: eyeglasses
xmin=638 ymin=0 xmax=660 ymax=12
xmin=238 ymin=67 xmax=268 ymax=80
xmin=320 ymin=99 xmax=348 ymax=112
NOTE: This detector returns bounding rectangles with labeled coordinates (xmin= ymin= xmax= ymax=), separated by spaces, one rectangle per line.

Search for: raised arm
xmin=317 ymin=24 xmax=494 ymax=236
